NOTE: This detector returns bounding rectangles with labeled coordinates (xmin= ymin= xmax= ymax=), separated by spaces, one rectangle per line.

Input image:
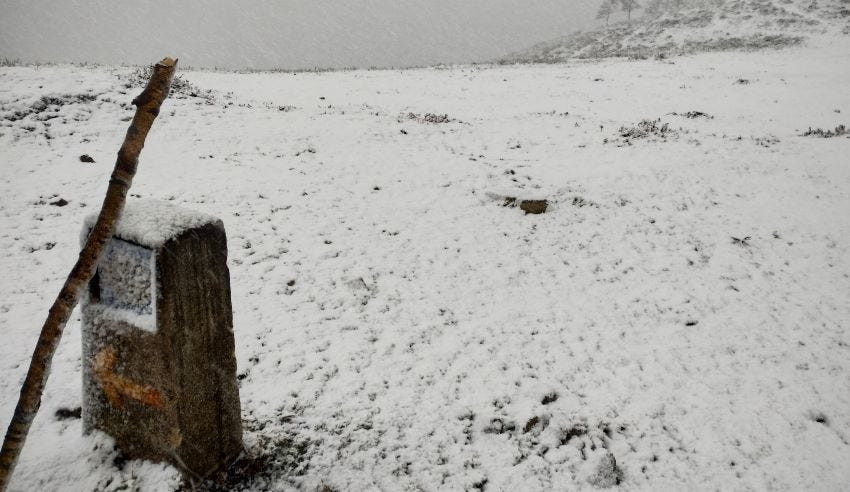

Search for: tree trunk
xmin=0 ymin=57 xmax=177 ymax=492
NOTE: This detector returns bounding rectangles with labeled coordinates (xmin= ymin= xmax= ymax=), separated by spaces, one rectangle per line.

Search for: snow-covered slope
xmin=1 ymin=23 xmax=850 ymax=492
xmin=500 ymin=0 xmax=850 ymax=63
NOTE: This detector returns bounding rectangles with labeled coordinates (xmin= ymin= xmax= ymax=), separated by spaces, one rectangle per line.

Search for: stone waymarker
xmin=81 ymin=199 xmax=242 ymax=478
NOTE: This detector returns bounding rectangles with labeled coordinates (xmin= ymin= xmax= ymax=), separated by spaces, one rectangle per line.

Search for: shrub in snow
xmin=1 ymin=93 xmax=98 ymax=123
xmin=402 ymin=112 xmax=455 ymax=124
xmin=618 ymin=118 xmax=678 ymax=140
xmin=670 ymin=110 xmax=713 ymax=118
xmin=801 ymin=124 xmax=848 ymax=137
xmin=753 ymin=135 xmax=780 ymax=147
xmin=122 ymin=64 xmax=215 ymax=103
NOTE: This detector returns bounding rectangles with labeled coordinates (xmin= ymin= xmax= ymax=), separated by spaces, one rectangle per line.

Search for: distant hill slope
xmin=500 ymin=0 xmax=850 ymax=63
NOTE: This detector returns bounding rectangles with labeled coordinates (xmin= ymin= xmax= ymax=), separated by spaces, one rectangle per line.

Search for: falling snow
xmin=1 ymin=1 xmax=850 ymax=490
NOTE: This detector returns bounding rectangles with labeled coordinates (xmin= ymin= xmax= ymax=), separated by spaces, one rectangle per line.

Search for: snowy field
xmin=1 ymin=33 xmax=850 ymax=491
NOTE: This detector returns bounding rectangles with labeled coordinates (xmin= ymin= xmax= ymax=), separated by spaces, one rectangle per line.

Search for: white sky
xmin=0 ymin=0 xmax=599 ymax=69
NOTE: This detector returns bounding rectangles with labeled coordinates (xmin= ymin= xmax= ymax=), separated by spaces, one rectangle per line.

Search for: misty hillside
xmin=500 ymin=0 xmax=850 ymax=63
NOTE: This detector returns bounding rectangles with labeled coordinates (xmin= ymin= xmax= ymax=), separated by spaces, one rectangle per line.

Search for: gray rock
xmin=588 ymin=451 xmax=623 ymax=488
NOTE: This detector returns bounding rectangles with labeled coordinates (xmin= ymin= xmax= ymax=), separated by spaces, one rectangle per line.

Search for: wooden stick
xmin=0 ymin=57 xmax=177 ymax=491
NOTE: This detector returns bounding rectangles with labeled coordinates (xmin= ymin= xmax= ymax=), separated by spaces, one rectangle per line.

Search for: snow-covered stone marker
xmin=80 ymin=199 xmax=242 ymax=479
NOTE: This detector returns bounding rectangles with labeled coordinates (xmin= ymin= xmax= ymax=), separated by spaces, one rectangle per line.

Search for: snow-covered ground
xmin=1 ymin=32 xmax=850 ymax=491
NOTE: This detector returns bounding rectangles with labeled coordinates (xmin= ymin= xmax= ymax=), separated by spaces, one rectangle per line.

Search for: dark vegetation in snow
xmin=1 ymin=93 xmax=99 ymax=123
xmin=753 ymin=134 xmax=781 ymax=147
xmin=401 ymin=112 xmax=456 ymax=124
xmin=0 ymin=90 xmax=126 ymax=142
xmin=801 ymin=124 xmax=848 ymax=137
xmin=607 ymin=118 xmax=683 ymax=146
xmin=186 ymin=413 xmax=315 ymax=491
xmin=670 ymin=110 xmax=714 ymax=119
xmin=33 ymin=194 xmax=70 ymax=207
xmin=619 ymin=119 xmax=677 ymax=140
xmin=122 ymin=65 xmax=216 ymax=104
xmin=54 ymin=406 xmax=82 ymax=421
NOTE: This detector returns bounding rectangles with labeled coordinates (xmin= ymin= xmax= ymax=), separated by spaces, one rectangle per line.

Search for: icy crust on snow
xmin=82 ymin=199 xmax=219 ymax=248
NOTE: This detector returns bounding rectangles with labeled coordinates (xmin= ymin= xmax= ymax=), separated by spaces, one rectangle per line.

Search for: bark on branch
xmin=0 ymin=57 xmax=177 ymax=491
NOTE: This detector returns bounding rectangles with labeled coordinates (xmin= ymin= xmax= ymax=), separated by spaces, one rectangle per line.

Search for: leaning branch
xmin=0 ymin=57 xmax=177 ymax=491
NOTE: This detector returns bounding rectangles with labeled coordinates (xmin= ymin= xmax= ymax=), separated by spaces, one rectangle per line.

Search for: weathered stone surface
xmin=81 ymin=203 xmax=242 ymax=479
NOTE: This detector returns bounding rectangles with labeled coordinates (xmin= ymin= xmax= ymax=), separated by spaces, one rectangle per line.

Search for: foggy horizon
xmin=1 ymin=0 xmax=600 ymax=70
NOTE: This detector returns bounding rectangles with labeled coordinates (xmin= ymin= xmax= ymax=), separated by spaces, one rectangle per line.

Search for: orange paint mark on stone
xmin=92 ymin=346 xmax=164 ymax=409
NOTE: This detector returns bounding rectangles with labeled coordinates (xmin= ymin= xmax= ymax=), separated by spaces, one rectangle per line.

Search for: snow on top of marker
xmin=83 ymin=199 xmax=219 ymax=248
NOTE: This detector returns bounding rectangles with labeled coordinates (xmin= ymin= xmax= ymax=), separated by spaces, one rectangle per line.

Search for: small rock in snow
xmin=588 ymin=451 xmax=623 ymax=488
xmin=55 ymin=406 xmax=82 ymax=420
xmin=520 ymin=200 xmax=548 ymax=214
